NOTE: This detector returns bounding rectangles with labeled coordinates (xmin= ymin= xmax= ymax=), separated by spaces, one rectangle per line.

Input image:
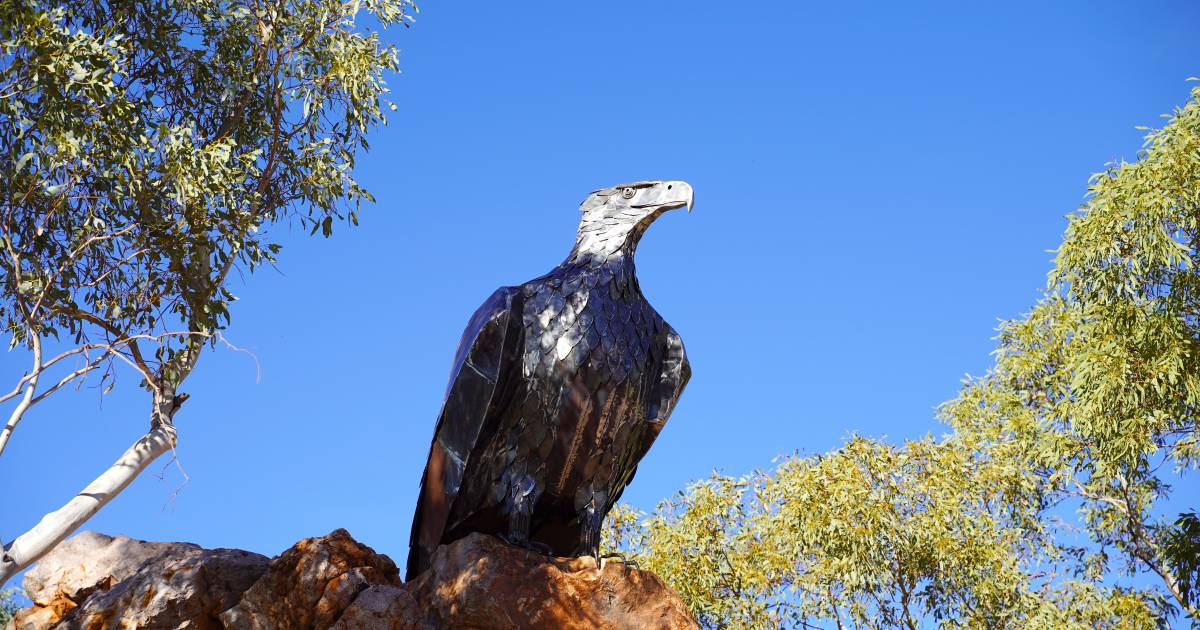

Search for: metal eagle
xmin=406 ymin=181 xmax=694 ymax=579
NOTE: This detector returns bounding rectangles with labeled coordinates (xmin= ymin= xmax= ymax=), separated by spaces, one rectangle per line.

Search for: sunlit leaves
xmin=941 ymin=83 xmax=1200 ymax=622
xmin=0 ymin=0 xmax=414 ymax=388
xmin=0 ymin=588 xmax=17 ymax=626
xmin=606 ymin=437 xmax=1159 ymax=629
xmin=605 ymin=83 xmax=1200 ymax=629
xmin=1163 ymin=512 xmax=1200 ymax=613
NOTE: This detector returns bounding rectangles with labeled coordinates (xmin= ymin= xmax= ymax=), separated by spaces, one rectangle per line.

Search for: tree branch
xmin=0 ymin=420 xmax=179 ymax=586
xmin=0 ymin=343 xmax=114 ymax=406
xmin=29 ymin=355 xmax=108 ymax=406
xmin=0 ymin=334 xmax=41 ymax=458
xmin=58 ymin=307 xmax=157 ymax=389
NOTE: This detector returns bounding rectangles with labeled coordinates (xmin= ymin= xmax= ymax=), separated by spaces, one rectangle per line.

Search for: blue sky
xmin=3 ymin=0 xmax=1200 ymax=588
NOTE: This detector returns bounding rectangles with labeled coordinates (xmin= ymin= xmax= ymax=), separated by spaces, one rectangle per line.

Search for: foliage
xmin=0 ymin=0 xmax=413 ymax=583
xmin=606 ymin=437 xmax=1163 ymax=629
xmin=0 ymin=0 xmax=413 ymax=392
xmin=607 ymin=83 xmax=1200 ymax=627
xmin=0 ymin=588 xmax=16 ymax=626
xmin=944 ymin=80 xmax=1200 ymax=621
xmin=1163 ymin=511 xmax=1200 ymax=614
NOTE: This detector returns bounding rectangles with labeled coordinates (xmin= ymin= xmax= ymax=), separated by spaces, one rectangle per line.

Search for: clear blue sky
xmin=3 ymin=0 xmax=1200 ymax=581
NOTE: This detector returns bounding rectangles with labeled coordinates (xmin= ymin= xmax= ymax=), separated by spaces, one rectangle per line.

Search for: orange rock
xmin=406 ymin=533 xmax=698 ymax=630
xmin=218 ymin=528 xmax=401 ymax=629
xmin=8 ymin=529 xmax=697 ymax=629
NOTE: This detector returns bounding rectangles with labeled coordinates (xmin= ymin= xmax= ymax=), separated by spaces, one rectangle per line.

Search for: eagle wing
xmin=610 ymin=325 xmax=691 ymax=507
xmin=649 ymin=325 xmax=691 ymax=429
xmin=406 ymin=286 xmax=523 ymax=579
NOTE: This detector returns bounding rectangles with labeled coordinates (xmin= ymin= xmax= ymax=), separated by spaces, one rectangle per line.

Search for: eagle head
xmin=572 ymin=180 xmax=693 ymax=261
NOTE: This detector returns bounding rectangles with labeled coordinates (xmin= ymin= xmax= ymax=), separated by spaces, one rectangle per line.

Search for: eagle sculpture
xmin=407 ymin=180 xmax=693 ymax=579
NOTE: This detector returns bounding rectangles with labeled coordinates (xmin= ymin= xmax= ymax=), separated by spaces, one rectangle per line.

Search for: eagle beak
xmin=663 ymin=181 xmax=694 ymax=213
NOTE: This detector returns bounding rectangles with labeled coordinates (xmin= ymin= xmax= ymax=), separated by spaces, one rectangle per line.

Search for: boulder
xmin=218 ymin=528 xmax=401 ymax=629
xmin=8 ymin=529 xmax=697 ymax=629
xmin=11 ymin=532 xmax=268 ymax=630
xmin=406 ymin=533 xmax=698 ymax=629
xmin=329 ymin=586 xmax=419 ymax=630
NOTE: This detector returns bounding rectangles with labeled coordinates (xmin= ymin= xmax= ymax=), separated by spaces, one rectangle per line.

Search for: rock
xmin=218 ymin=528 xmax=401 ymax=629
xmin=11 ymin=532 xmax=268 ymax=630
xmin=329 ymin=586 xmax=419 ymax=630
xmin=6 ymin=607 xmax=58 ymax=630
xmin=21 ymin=531 xmax=176 ymax=608
xmin=407 ymin=533 xmax=698 ymax=629
xmin=8 ymin=530 xmax=697 ymax=629
xmin=59 ymin=547 xmax=267 ymax=630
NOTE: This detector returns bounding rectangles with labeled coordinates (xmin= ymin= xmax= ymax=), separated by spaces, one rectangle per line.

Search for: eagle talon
xmin=600 ymin=552 xmax=639 ymax=573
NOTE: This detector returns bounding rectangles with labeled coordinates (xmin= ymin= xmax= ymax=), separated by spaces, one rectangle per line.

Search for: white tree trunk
xmin=0 ymin=424 xmax=177 ymax=585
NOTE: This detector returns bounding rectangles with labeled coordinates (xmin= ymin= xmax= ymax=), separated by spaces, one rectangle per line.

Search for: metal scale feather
xmin=407 ymin=181 xmax=692 ymax=580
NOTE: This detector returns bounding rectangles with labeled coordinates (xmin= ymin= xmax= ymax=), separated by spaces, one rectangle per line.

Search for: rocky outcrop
xmin=219 ymin=529 xmax=402 ymax=629
xmin=12 ymin=531 xmax=269 ymax=630
xmin=7 ymin=529 xmax=697 ymax=629
xmin=403 ymin=533 xmax=697 ymax=629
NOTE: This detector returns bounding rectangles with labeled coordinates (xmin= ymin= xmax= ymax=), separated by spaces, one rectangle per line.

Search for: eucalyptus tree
xmin=605 ymin=437 xmax=1162 ymax=629
xmin=605 ymin=83 xmax=1200 ymax=628
xmin=0 ymin=588 xmax=16 ymax=626
xmin=942 ymin=80 xmax=1200 ymax=622
xmin=0 ymin=0 xmax=414 ymax=584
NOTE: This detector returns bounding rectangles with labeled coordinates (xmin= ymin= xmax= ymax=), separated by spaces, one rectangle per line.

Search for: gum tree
xmin=606 ymin=83 xmax=1200 ymax=628
xmin=605 ymin=437 xmax=1162 ymax=629
xmin=0 ymin=0 xmax=414 ymax=584
xmin=944 ymin=80 xmax=1200 ymax=622
xmin=0 ymin=588 xmax=16 ymax=626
